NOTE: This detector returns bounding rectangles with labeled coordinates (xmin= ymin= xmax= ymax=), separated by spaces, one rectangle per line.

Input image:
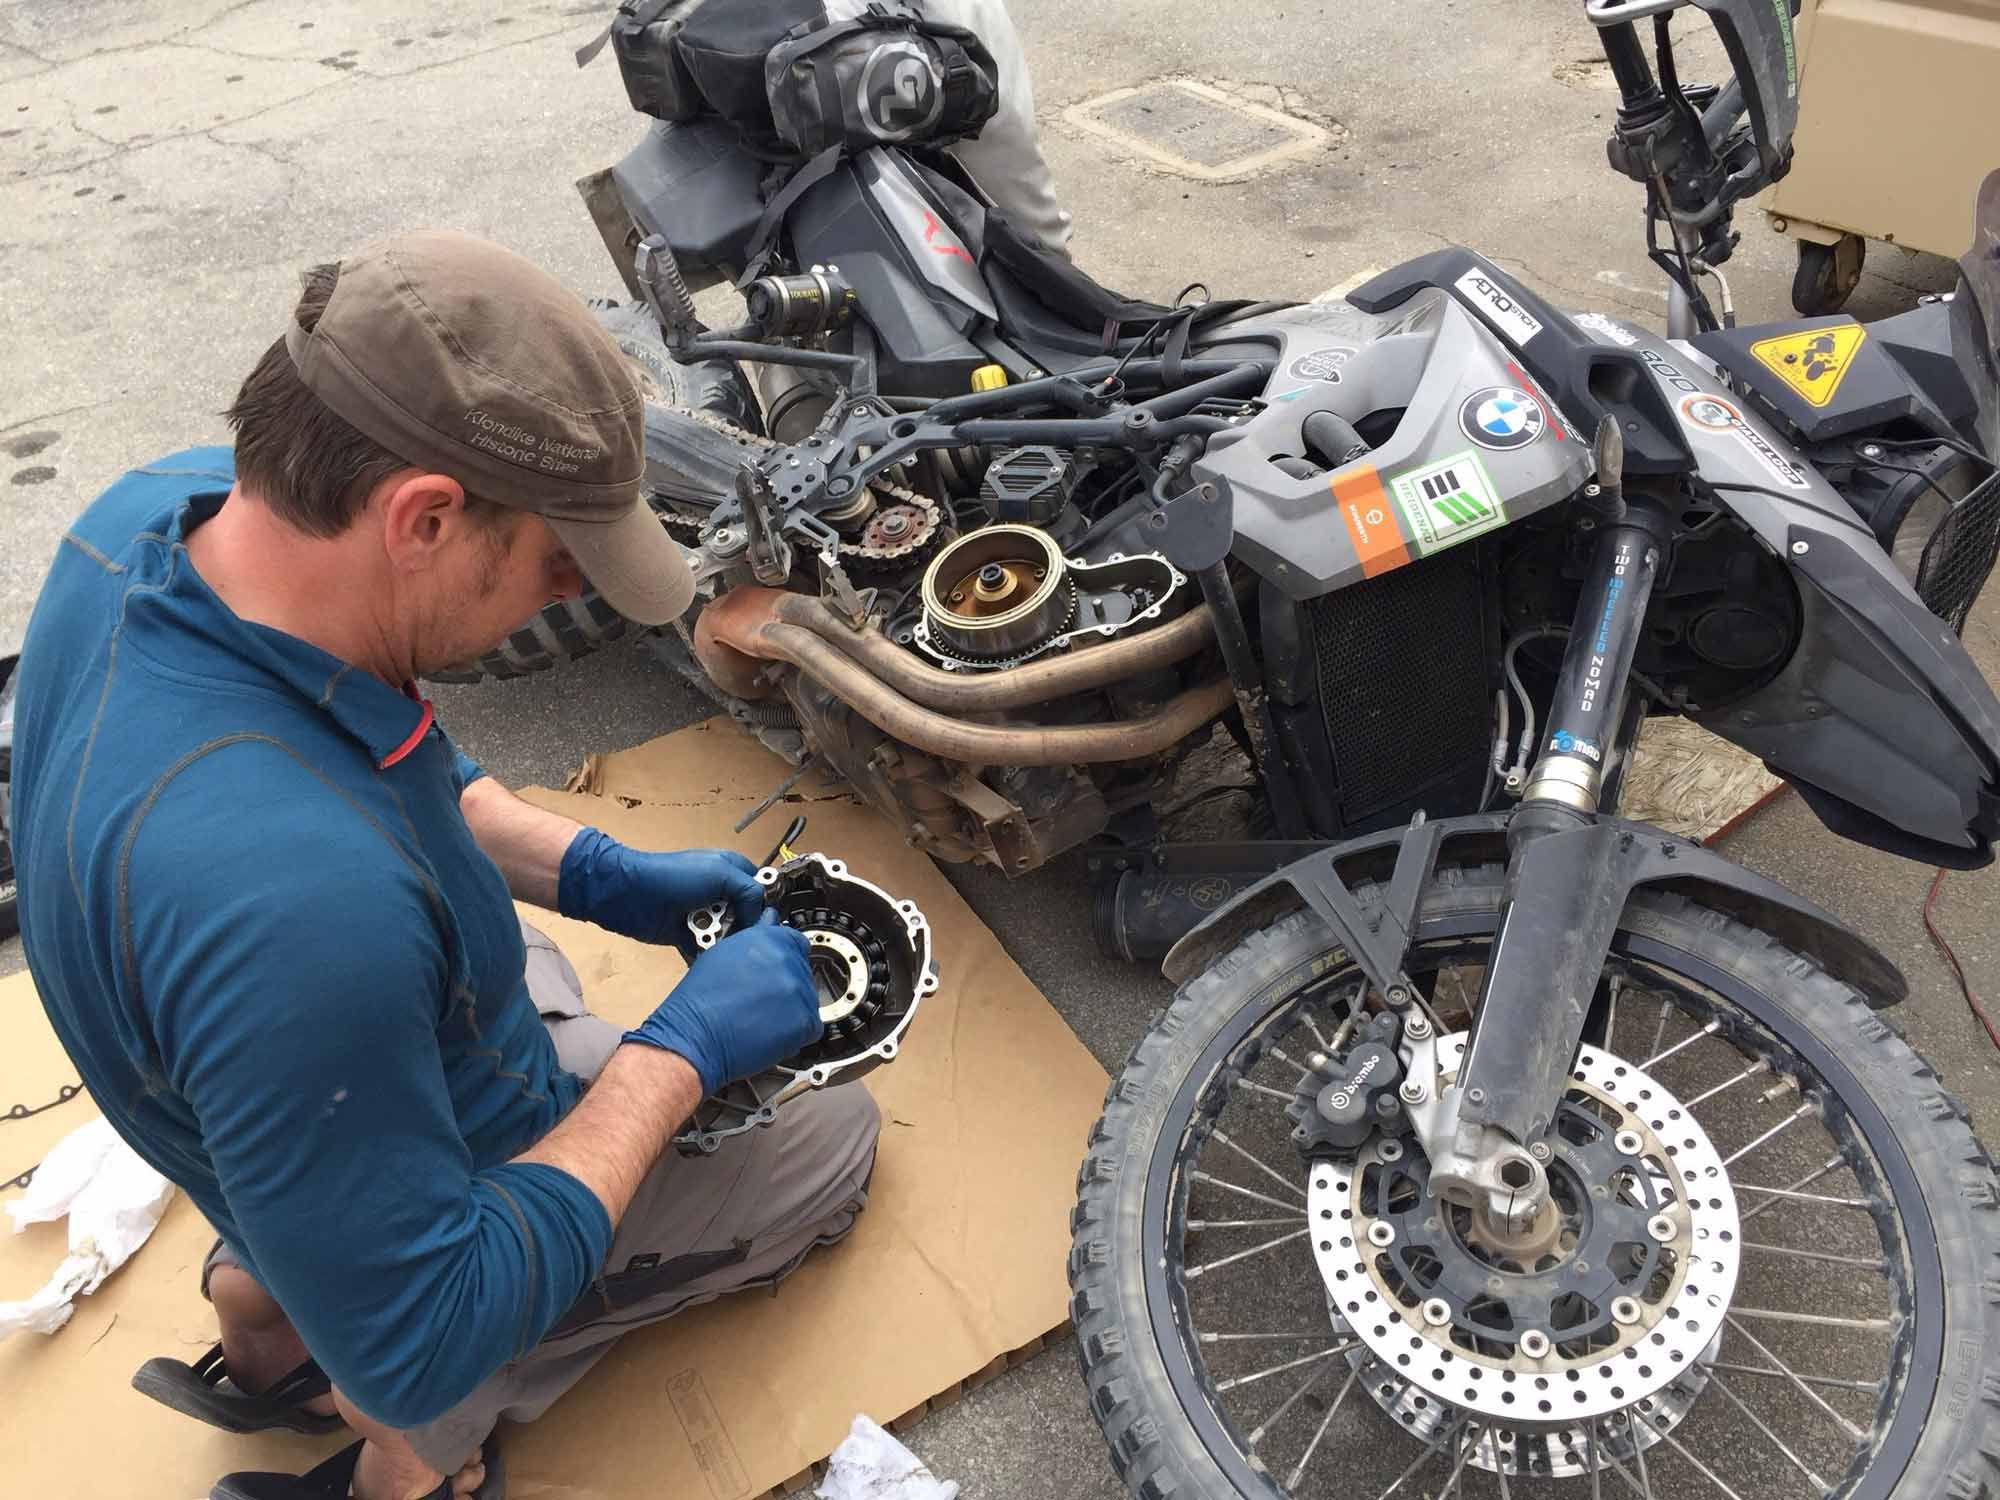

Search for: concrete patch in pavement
xmin=1065 ymin=78 xmax=1337 ymax=182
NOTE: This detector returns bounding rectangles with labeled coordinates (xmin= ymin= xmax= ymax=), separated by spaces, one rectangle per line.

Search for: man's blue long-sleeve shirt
xmin=9 ymin=450 xmax=612 ymax=1427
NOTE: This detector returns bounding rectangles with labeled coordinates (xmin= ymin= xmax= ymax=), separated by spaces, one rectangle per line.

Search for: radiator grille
xmin=1915 ymin=471 xmax=2000 ymax=635
xmin=1305 ymin=545 xmax=1492 ymax=824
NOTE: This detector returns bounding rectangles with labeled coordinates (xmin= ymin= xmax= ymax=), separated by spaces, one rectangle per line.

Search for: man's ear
xmin=375 ymin=471 xmax=470 ymax=573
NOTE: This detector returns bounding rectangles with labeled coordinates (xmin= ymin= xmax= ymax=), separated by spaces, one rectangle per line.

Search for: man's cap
xmin=283 ymin=229 xmax=693 ymax=625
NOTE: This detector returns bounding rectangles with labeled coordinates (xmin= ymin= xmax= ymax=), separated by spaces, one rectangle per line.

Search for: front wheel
xmin=1071 ymin=862 xmax=2000 ymax=1499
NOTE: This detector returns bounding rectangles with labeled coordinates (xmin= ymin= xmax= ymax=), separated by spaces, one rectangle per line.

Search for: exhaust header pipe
xmin=694 ymin=590 xmax=1230 ymax=766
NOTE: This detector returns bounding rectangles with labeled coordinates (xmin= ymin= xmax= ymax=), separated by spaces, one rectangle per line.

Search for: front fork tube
xmin=1517 ymin=516 xmax=1664 ymax=825
xmin=1420 ymin=510 xmax=1668 ymax=1229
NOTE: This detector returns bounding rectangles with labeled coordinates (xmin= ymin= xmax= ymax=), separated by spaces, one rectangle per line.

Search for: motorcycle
xmin=1057 ymin=10 xmax=2000 ymax=1500
xmin=470 ymin=0 xmax=2000 ymax=1493
xmin=450 ymin=0 xmax=2000 ymax=981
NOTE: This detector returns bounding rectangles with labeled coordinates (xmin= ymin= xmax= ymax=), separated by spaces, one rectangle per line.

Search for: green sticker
xmin=1390 ymin=451 xmax=1507 ymax=556
xmin=1773 ymin=0 xmax=1798 ymax=90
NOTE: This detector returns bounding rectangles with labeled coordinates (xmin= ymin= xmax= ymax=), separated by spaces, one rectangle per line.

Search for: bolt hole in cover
xmin=763 ymin=851 xmax=935 ymax=1085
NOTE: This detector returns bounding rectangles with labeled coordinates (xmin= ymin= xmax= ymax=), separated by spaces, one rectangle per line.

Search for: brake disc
xmin=1307 ymin=1032 xmax=1740 ymax=1472
xmin=678 ymin=851 xmax=937 ymax=1155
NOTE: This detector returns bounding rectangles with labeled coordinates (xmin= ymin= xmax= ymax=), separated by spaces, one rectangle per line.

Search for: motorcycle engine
xmin=676 ymin=404 xmax=1215 ymax=879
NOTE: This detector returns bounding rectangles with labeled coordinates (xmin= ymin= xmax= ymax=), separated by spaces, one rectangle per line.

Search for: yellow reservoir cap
xmin=969 ymin=364 xmax=1008 ymax=392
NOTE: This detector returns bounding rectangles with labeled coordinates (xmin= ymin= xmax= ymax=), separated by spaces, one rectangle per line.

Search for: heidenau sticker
xmin=1573 ymin=312 xmax=1639 ymax=348
xmin=1749 ymin=325 xmax=1866 ymax=409
xmin=1391 ymin=451 xmax=1507 ymax=555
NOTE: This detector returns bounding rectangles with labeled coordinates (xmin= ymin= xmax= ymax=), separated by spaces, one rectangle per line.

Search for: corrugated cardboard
xmin=0 ymin=718 xmax=1108 ymax=1498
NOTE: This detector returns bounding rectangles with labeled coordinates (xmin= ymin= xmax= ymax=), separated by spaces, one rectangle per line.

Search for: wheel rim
xmin=1139 ymin=914 xmax=1940 ymax=1499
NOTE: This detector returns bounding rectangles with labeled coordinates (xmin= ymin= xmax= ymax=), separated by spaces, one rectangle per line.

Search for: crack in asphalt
xmin=0 ymin=402 xmax=103 ymax=436
xmin=202 ymin=127 xmax=297 ymax=172
xmin=0 ymin=35 xmax=59 ymax=69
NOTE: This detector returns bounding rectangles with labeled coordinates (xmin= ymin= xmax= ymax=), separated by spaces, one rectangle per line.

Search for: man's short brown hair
xmin=226 ymin=264 xmax=409 ymax=538
xmin=225 ymin=264 xmax=513 ymax=539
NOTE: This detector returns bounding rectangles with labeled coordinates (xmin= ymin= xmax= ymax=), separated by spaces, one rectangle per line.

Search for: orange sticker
xmin=1332 ymin=466 xmax=1411 ymax=577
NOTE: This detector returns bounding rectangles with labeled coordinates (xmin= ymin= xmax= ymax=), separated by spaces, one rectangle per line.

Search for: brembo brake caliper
xmin=1287 ymin=1011 xmax=1409 ymax=1155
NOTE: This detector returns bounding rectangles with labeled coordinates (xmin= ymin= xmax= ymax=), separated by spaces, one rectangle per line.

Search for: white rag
xmin=816 ymin=1414 xmax=959 ymax=1500
xmin=0 ymin=1115 xmax=176 ymax=1337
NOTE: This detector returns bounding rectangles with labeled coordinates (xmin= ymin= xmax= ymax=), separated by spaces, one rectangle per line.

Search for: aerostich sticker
xmin=1453 ymin=270 xmax=1545 ymax=346
xmin=1459 ymin=386 xmax=1546 ymax=451
xmin=1678 ymin=393 xmax=1811 ymax=490
xmin=1391 ymin=451 xmax=1507 ymax=555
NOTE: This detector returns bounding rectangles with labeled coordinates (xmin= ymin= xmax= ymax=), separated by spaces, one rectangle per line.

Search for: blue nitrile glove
xmin=624 ymin=914 xmax=824 ymax=1095
xmin=558 ymin=827 xmax=766 ymax=960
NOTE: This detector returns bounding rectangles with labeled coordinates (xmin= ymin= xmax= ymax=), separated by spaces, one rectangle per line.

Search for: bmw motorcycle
xmin=475 ymin=0 xmax=2000 ymax=1493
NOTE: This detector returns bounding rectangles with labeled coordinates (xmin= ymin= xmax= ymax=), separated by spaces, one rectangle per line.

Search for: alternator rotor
xmin=918 ymin=524 xmax=1075 ymax=664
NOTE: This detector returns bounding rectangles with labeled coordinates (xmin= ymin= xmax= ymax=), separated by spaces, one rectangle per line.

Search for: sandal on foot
xmin=132 ymin=1343 xmax=346 ymax=1436
xmin=208 ymin=1434 xmax=505 ymax=1500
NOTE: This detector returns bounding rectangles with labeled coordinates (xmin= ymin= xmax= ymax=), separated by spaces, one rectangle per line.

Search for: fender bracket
xmin=1161 ymin=812 xmax=1905 ymax=1008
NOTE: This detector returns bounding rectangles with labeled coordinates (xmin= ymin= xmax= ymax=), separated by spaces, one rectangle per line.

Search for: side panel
xmin=1196 ymin=296 xmax=1594 ymax=600
xmin=609 ymin=117 xmax=767 ymax=279
xmin=853 ymin=150 xmax=997 ymax=324
xmin=1620 ymin=328 xmax=2000 ymax=864
xmin=788 ymin=153 xmax=993 ymax=395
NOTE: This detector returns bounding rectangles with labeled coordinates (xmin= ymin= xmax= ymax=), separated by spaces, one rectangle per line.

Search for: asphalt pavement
xmin=4 ymin=0 xmax=1998 ymax=1494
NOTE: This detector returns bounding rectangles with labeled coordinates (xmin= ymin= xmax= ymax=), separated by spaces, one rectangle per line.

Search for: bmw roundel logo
xmin=1458 ymin=386 xmax=1546 ymax=451
xmin=858 ymin=40 xmax=944 ymax=142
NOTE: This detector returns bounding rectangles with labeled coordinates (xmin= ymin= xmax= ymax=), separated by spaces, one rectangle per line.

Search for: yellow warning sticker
xmin=1749 ymin=324 xmax=1867 ymax=408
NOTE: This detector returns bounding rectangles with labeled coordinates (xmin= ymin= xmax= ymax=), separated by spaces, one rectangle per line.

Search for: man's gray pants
xmin=205 ymin=922 xmax=881 ymax=1472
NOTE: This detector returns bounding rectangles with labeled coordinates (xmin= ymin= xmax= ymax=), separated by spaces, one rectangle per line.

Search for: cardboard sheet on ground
xmin=0 ymin=719 xmax=1108 ymax=1499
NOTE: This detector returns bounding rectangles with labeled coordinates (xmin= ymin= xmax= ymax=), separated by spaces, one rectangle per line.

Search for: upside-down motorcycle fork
xmin=1421 ymin=428 xmax=1674 ymax=1227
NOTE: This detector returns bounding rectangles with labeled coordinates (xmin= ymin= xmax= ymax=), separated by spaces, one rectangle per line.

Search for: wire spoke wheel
xmin=1071 ymin=864 xmax=2000 ymax=1500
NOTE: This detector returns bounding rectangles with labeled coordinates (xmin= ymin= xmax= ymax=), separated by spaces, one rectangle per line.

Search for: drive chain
xmin=657 ymin=411 xmax=948 ymax=580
